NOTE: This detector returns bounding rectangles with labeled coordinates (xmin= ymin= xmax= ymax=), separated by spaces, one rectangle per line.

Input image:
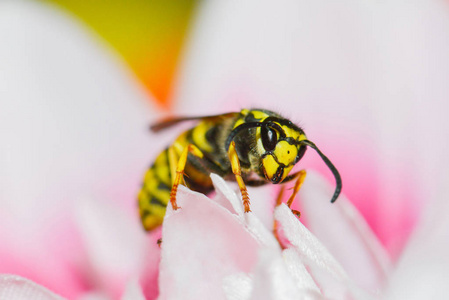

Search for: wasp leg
xmin=168 ymin=144 xmax=204 ymax=210
xmin=273 ymin=185 xmax=286 ymax=249
xmin=227 ymin=141 xmax=251 ymax=213
xmin=284 ymin=170 xmax=307 ymax=217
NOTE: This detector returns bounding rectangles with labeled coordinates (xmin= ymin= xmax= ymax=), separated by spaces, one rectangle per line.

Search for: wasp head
xmin=256 ymin=119 xmax=307 ymax=184
xmin=225 ymin=110 xmax=342 ymax=203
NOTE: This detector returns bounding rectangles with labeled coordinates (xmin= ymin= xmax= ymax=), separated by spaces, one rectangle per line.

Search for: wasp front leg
xmin=227 ymin=141 xmax=251 ymax=212
xmin=273 ymin=170 xmax=306 ymax=248
xmin=282 ymin=170 xmax=307 ymax=216
xmin=168 ymin=144 xmax=204 ymax=210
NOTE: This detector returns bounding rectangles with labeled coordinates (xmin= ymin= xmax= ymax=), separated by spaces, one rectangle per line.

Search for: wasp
xmin=138 ymin=108 xmax=342 ymax=231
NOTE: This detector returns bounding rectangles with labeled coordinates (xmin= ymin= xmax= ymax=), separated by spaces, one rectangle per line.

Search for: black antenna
xmin=301 ymin=140 xmax=342 ymax=203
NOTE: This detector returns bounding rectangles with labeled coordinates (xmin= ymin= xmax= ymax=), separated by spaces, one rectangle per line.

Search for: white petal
xmin=121 ymin=277 xmax=146 ymax=300
xmin=210 ymin=174 xmax=276 ymax=230
xmin=222 ymin=273 xmax=253 ymax=300
xmin=210 ymin=174 xmax=280 ymax=248
xmin=75 ymin=198 xmax=147 ymax=295
xmin=249 ymin=249 xmax=306 ymax=300
xmin=282 ymin=249 xmax=320 ymax=295
xmin=211 ymin=173 xmax=245 ymax=218
xmin=300 ymin=172 xmax=391 ymax=291
xmin=0 ymin=275 xmax=64 ymax=300
xmin=158 ymin=186 xmax=260 ymax=300
xmin=275 ymin=204 xmax=348 ymax=280
xmin=275 ymin=204 xmax=372 ymax=299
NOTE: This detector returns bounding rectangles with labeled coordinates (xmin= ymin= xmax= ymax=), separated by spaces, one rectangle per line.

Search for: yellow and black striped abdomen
xmin=138 ymin=119 xmax=233 ymax=231
xmin=138 ymin=149 xmax=173 ymax=231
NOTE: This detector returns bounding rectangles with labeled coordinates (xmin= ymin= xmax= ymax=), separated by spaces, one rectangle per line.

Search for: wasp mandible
xmin=138 ymin=108 xmax=342 ymax=231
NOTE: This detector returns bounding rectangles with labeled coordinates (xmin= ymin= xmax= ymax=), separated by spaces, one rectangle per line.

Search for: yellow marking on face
xmin=192 ymin=121 xmax=213 ymax=152
xmin=262 ymin=155 xmax=278 ymax=180
xmin=273 ymin=141 xmax=298 ymax=166
xmin=281 ymin=165 xmax=294 ymax=182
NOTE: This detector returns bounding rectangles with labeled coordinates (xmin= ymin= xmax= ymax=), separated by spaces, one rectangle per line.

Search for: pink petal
xmin=210 ymin=174 xmax=279 ymax=248
xmin=74 ymin=198 xmax=148 ymax=298
xmin=384 ymin=171 xmax=449 ymax=299
xmin=0 ymin=1 xmax=156 ymax=297
xmin=0 ymin=275 xmax=64 ymax=300
xmin=299 ymin=172 xmax=391 ymax=291
xmin=251 ymin=249 xmax=324 ymax=300
xmin=275 ymin=204 xmax=371 ymax=299
xmin=158 ymin=186 xmax=260 ymax=300
xmin=275 ymin=204 xmax=348 ymax=280
xmin=281 ymin=249 xmax=320 ymax=295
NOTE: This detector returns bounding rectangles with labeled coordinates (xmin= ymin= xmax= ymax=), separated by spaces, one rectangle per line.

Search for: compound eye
xmin=261 ymin=126 xmax=277 ymax=151
xmin=295 ymin=145 xmax=307 ymax=163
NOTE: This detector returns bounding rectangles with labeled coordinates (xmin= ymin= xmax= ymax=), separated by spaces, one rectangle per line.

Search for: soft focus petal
xmin=384 ymin=169 xmax=449 ymax=299
xmin=122 ymin=277 xmax=146 ymax=300
xmin=0 ymin=0 xmax=156 ymax=297
xmin=0 ymin=275 xmax=64 ymax=300
xmin=300 ymin=172 xmax=391 ymax=291
xmin=75 ymin=198 xmax=148 ymax=298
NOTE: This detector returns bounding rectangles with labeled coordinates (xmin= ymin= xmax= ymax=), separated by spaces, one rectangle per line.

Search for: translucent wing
xmin=150 ymin=112 xmax=239 ymax=132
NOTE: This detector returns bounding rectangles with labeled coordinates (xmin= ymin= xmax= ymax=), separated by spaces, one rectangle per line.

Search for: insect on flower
xmin=138 ymin=109 xmax=342 ymax=231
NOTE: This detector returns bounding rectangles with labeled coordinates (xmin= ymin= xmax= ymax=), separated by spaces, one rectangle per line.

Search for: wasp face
xmin=257 ymin=121 xmax=307 ymax=184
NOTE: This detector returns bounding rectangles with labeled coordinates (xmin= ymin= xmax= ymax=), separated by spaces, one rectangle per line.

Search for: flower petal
xmin=0 ymin=1 xmax=156 ymax=297
xmin=222 ymin=272 xmax=253 ymax=300
xmin=275 ymin=204 xmax=371 ymax=299
xmin=281 ymin=249 xmax=320 ymax=295
xmin=0 ymin=275 xmax=64 ymax=300
xmin=75 ymin=198 xmax=148 ymax=298
xmin=299 ymin=172 xmax=391 ymax=291
xmin=275 ymin=204 xmax=348 ymax=281
xmin=384 ymin=170 xmax=449 ymax=299
xmin=158 ymin=186 xmax=260 ymax=300
xmin=249 ymin=249 xmax=312 ymax=300
xmin=122 ymin=277 xmax=146 ymax=300
xmin=210 ymin=174 xmax=279 ymax=248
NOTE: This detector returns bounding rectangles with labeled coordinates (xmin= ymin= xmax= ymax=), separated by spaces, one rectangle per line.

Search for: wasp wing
xmin=150 ymin=112 xmax=239 ymax=132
